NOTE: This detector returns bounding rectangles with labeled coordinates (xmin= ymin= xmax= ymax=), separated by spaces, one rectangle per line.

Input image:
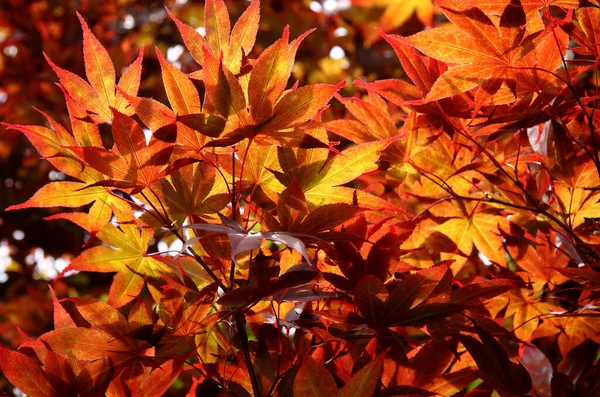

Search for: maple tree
xmin=1 ymin=0 xmax=600 ymax=396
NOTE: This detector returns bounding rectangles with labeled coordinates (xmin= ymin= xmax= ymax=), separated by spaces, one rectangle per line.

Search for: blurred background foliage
xmin=0 ymin=0 xmax=434 ymax=394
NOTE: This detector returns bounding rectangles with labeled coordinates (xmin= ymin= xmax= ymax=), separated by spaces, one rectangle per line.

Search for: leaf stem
xmin=234 ymin=312 xmax=262 ymax=397
xmin=230 ymin=148 xmax=237 ymax=287
xmin=140 ymin=190 xmax=227 ymax=291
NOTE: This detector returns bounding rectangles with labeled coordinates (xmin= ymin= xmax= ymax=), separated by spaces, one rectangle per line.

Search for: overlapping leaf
xmin=58 ymin=208 xmax=174 ymax=307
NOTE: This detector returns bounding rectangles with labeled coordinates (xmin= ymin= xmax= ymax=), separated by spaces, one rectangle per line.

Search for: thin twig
xmin=140 ymin=190 xmax=227 ymax=291
xmin=234 ymin=312 xmax=262 ymax=397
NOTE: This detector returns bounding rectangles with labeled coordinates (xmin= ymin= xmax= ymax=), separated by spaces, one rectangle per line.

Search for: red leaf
xmin=340 ymin=351 xmax=385 ymax=397
xmin=49 ymin=285 xmax=76 ymax=330
xmin=457 ymin=327 xmax=532 ymax=395
xmin=354 ymin=276 xmax=388 ymax=327
xmin=293 ymin=356 xmax=338 ymax=397
xmin=41 ymin=328 xmax=134 ymax=361
xmin=451 ymin=279 xmax=517 ymax=304
xmin=382 ymin=263 xmax=451 ymax=326
xmin=367 ymin=232 xmax=411 ymax=281
xmin=0 ymin=348 xmax=58 ymax=397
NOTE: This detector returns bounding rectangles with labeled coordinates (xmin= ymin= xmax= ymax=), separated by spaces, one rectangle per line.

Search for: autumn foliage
xmin=1 ymin=0 xmax=600 ymax=396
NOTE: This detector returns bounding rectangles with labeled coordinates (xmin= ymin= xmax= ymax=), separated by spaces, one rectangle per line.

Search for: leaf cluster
xmin=2 ymin=0 xmax=600 ymax=396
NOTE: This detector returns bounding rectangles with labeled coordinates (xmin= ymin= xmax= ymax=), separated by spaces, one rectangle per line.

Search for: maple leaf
xmin=399 ymin=0 xmax=549 ymax=103
xmin=44 ymin=14 xmax=143 ymax=123
xmin=2 ymin=110 xmax=83 ymax=179
xmin=0 ymin=348 xmax=59 ymax=397
xmin=168 ymin=2 xmax=343 ymax=147
xmin=432 ymin=198 xmax=507 ymax=266
xmin=68 ymin=109 xmax=181 ymax=192
xmin=386 ymin=338 xmax=460 ymax=389
xmin=140 ymin=162 xmax=230 ymax=227
xmin=58 ymin=207 xmax=175 ymax=307
xmin=327 ymin=93 xmax=400 ymax=143
xmin=158 ymin=287 xmax=215 ymax=338
xmin=8 ymin=179 xmax=131 ymax=244
xmin=551 ymin=310 xmax=600 ymax=358
xmin=339 ymin=352 xmax=385 ymax=397
xmin=293 ymin=356 xmax=338 ymax=397
xmin=561 ymin=7 xmax=600 ymax=59
xmin=487 ymin=288 xmax=563 ymax=340
xmin=33 ymin=292 xmax=183 ymax=396
xmin=156 ymin=47 xmax=201 ymax=116
xmin=274 ymin=135 xmax=404 ymax=211
xmin=433 ymin=201 xmax=508 ymax=267
xmin=457 ymin=326 xmax=532 ymax=395
xmin=252 ymin=178 xmax=366 ymax=237
xmin=504 ymin=225 xmax=569 ymax=290
xmin=201 ymin=44 xmax=248 ymax=124
xmin=166 ymin=0 xmax=260 ymax=74
xmin=552 ymin=185 xmax=600 ymax=230
xmin=225 ymin=138 xmax=285 ymax=202
xmin=348 ymin=263 xmax=464 ymax=329
xmin=3 ymin=104 xmax=134 ymax=238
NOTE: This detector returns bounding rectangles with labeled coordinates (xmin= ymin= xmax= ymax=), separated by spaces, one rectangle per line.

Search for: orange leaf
xmin=225 ymin=0 xmax=260 ymax=73
xmin=166 ymin=7 xmax=207 ymax=65
xmin=60 ymin=84 xmax=103 ymax=147
xmin=78 ymin=12 xmax=116 ymax=108
xmin=114 ymin=46 xmax=144 ymax=115
xmin=380 ymin=32 xmax=435 ymax=95
xmin=41 ymin=328 xmax=133 ymax=361
xmin=2 ymin=123 xmax=82 ymax=179
xmin=248 ymin=26 xmax=293 ymax=124
xmin=434 ymin=207 xmax=507 ymax=266
xmin=60 ymin=208 xmax=173 ymax=307
xmin=277 ymin=178 xmax=308 ymax=231
xmin=425 ymin=64 xmax=506 ymax=102
xmin=49 ymin=285 xmax=76 ymax=330
xmin=5 ymin=182 xmax=105 ymax=211
xmin=156 ymin=47 xmax=201 ymax=115
xmin=263 ymin=81 xmax=345 ymax=132
xmin=44 ymin=53 xmax=110 ymax=121
xmin=69 ymin=297 xmax=130 ymax=336
xmin=120 ymin=92 xmax=176 ymax=131
xmin=204 ymin=0 xmax=231 ymax=57
xmin=202 ymin=45 xmax=248 ymax=123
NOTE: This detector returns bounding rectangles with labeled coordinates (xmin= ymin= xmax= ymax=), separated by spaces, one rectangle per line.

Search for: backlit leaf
xmin=340 ymin=352 xmax=385 ymax=397
xmin=0 ymin=348 xmax=58 ymax=397
xmin=294 ymin=356 xmax=338 ymax=397
xmin=78 ymin=12 xmax=116 ymax=108
xmin=204 ymin=0 xmax=231 ymax=57
xmin=225 ymin=0 xmax=260 ymax=73
xmin=156 ymin=47 xmax=201 ymax=115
